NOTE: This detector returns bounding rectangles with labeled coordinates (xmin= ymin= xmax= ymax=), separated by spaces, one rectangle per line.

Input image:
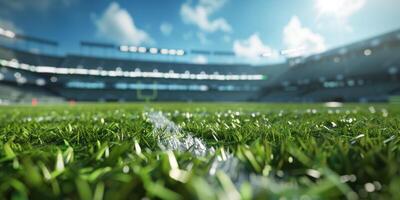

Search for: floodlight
xmin=4 ymin=30 xmax=15 ymax=38
xmin=138 ymin=47 xmax=147 ymax=53
xmin=119 ymin=45 xmax=129 ymax=52
xmin=129 ymin=46 xmax=138 ymax=52
xmin=160 ymin=49 xmax=169 ymax=55
xmin=176 ymin=49 xmax=185 ymax=56
xmin=168 ymin=49 xmax=177 ymax=55
xmin=149 ymin=48 xmax=158 ymax=54
xmin=364 ymin=49 xmax=372 ymax=56
xmin=0 ymin=27 xmax=16 ymax=38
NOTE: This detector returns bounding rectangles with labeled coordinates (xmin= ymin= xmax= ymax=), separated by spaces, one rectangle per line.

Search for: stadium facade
xmin=0 ymin=29 xmax=399 ymax=103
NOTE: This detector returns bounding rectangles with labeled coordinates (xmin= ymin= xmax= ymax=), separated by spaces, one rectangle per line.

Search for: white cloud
xmin=160 ymin=22 xmax=173 ymax=36
xmin=315 ymin=0 xmax=365 ymax=19
xmin=314 ymin=0 xmax=366 ymax=31
xmin=180 ymin=0 xmax=232 ymax=33
xmin=94 ymin=2 xmax=153 ymax=45
xmin=283 ymin=16 xmax=326 ymax=57
xmin=233 ymin=33 xmax=279 ymax=60
xmin=192 ymin=55 xmax=208 ymax=64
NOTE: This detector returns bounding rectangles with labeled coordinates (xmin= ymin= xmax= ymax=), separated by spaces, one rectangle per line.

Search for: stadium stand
xmin=0 ymin=44 xmax=284 ymax=102
xmin=0 ymin=29 xmax=399 ymax=103
xmin=258 ymin=29 xmax=400 ymax=102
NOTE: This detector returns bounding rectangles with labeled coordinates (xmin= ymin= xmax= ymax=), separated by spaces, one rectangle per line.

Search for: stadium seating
xmin=0 ymin=44 xmax=276 ymax=102
xmin=258 ymin=29 xmax=400 ymax=102
xmin=0 ymin=29 xmax=399 ymax=102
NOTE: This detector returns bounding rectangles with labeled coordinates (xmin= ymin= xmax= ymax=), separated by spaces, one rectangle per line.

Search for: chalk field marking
xmin=147 ymin=111 xmax=210 ymax=157
xmin=146 ymin=111 xmax=259 ymax=188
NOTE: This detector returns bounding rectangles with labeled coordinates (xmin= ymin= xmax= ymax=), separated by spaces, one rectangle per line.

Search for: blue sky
xmin=0 ymin=0 xmax=399 ymax=64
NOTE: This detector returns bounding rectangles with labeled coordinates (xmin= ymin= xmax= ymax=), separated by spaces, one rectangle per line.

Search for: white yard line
xmin=147 ymin=111 xmax=211 ymax=157
xmin=146 ymin=112 xmax=357 ymax=198
xmin=146 ymin=111 xmax=261 ymax=188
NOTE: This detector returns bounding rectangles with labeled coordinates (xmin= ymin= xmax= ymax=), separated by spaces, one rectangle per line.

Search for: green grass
xmin=0 ymin=103 xmax=399 ymax=199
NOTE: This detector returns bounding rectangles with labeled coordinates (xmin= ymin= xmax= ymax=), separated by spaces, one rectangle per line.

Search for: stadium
xmin=0 ymin=29 xmax=399 ymax=103
xmin=0 ymin=0 xmax=400 ymax=199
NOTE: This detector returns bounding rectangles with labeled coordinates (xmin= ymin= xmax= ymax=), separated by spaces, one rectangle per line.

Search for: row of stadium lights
xmin=0 ymin=59 xmax=265 ymax=81
xmin=3 ymin=26 xmax=395 ymax=59
xmin=120 ymin=45 xmax=280 ymax=58
xmin=119 ymin=45 xmax=294 ymax=58
xmin=0 ymin=28 xmax=314 ymax=58
xmin=0 ymin=27 xmax=16 ymax=39
xmin=0 ymin=26 xmax=371 ymax=59
xmin=0 ymin=72 xmax=256 ymax=92
xmin=119 ymin=46 xmax=185 ymax=56
xmin=1 ymin=70 xmax=258 ymax=92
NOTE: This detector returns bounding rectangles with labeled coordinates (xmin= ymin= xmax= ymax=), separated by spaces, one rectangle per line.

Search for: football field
xmin=0 ymin=103 xmax=399 ymax=199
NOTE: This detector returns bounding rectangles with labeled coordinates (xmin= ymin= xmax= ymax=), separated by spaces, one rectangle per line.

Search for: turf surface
xmin=0 ymin=103 xmax=399 ymax=199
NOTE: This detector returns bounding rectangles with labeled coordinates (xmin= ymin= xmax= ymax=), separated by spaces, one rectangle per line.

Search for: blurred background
xmin=0 ymin=0 xmax=399 ymax=104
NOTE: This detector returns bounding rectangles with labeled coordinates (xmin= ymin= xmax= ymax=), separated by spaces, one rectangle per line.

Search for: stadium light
xmin=50 ymin=76 xmax=58 ymax=83
xmin=149 ymin=48 xmax=158 ymax=54
xmin=0 ymin=58 xmax=265 ymax=81
xmin=364 ymin=49 xmax=372 ymax=56
xmin=0 ymin=27 xmax=16 ymax=39
xmin=160 ymin=48 xmax=169 ymax=55
xmin=4 ymin=30 xmax=16 ymax=38
xmin=176 ymin=49 xmax=185 ymax=56
xmin=119 ymin=45 xmax=186 ymax=57
xmin=36 ymin=78 xmax=46 ymax=86
xmin=129 ymin=46 xmax=138 ymax=52
xmin=168 ymin=49 xmax=177 ymax=56
xmin=138 ymin=47 xmax=147 ymax=53
xmin=119 ymin=45 xmax=129 ymax=52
